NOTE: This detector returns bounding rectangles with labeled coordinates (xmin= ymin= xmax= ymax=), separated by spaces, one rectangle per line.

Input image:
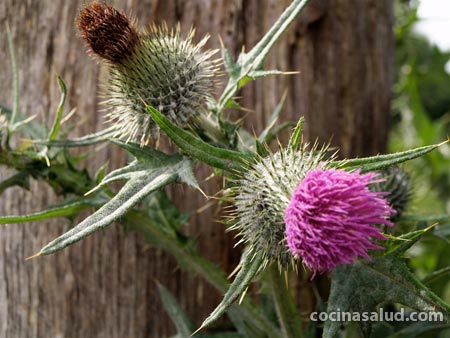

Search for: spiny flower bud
xmin=284 ymin=169 xmax=395 ymax=277
xmin=76 ymin=2 xmax=220 ymax=145
xmin=230 ymin=146 xmax=327 ymax=267
xmin=371 ymin=166 xmax=411 ymax=220
xmin=231 ymin=145 xmax=396 ymax=274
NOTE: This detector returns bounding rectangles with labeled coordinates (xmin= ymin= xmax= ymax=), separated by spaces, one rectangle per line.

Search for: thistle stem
xmin=267 ymin=264 xmax=303 ymax=338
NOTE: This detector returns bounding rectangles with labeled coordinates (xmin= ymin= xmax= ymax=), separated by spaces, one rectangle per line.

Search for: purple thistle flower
xmin=284 ymin=168 xmax=395 ymax=276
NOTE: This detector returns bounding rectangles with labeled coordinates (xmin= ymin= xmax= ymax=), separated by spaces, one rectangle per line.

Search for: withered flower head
xmin=76 ymin=2 xmax=220 ymax=145
xmin=76 ymin=1 xmax=139 ymax=63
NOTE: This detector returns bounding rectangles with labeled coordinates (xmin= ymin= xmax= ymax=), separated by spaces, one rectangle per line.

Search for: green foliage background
xmin=392 ymin=0 xmax=450 ymax=308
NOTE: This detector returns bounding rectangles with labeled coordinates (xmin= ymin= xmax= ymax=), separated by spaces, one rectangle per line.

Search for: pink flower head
xmin=284 ymin=168 xmax=395 ymax=276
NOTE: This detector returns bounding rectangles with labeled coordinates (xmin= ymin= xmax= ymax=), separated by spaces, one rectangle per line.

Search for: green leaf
xmin=384 ymin=225 xmax=435 ymax=256
xmin=38 ymin=173 xmax=174 ymax=255
xmin=221 ymin=45 xmax=241 ymax=81
xmin=215 ymin=0 xmax=309 ymax=115
xmin=144 ymin=190 xmax=190 ymax=234
xmin=324 ymin=256 xmax=450 ymax=338
xmin=37 ymin=150 xmax=199 ymax=256
xmin=288 ymin=117 xmax=305 ymax=151
xmin=226 ymin=307 xmax=267 ymax=338
xmin=0 ymin=171 xmax=29 ymax=194
xmin=255 ymin=140 xmax=269 ymax=157
xmin=147 ymin=106 xmax=252 ymax=170
xmin=0 ymin=104 xmax=46 ymax=140
xmin=267 ymin=265 xmax=303 ymax=338
xmin=434 ymin=222 xmax=450 ymax=242
xmin=48 ymin=76 xmax=67 ymax=141
xmin=33 ymin=126 xmax=117 ymax=147
xmin=247 ymin=70 xmax=286 ymax=79
xmin=0 ymin=195 xmax=104 ymax=224
xmin=386 ymin=322 xmax=450 ymax=338
xmin=196 ymin=251 xmax=265 ymax=333
xmin=157 ymin=282 xmax=194 ymax=338
xmin=332 ymin=141 xmax=447 ymax=172
xmin=422 ymin=266 xmax=450 ymax=285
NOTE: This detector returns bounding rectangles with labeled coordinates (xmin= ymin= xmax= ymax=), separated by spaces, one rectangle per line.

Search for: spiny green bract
xmin=371 ymin=166 xmax=411 ymax=220
xmin=229 ymin=145 xmax=329 ymax=268
xmin=106 ymin=24 xmax=220 ymax=145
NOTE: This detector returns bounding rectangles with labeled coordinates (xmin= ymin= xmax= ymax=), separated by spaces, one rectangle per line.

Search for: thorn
xmin=84 ymin=184 xmax=101 ymax=196
xmin=218 ymin=35 xmax=224 ymax=49
xmin=25 ymin=252 xmax=41 ymax=260
xmin=196 ymin=186 xmax=209 ymax=199
xmin=191 ymin=326 xmax=204 ymax=336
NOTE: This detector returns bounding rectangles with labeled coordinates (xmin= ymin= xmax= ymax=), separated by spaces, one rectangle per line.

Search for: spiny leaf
xmin=243 ymin=0 xmax=309 ymax=70
xmin=48 ymin=76 xmax=67 ymax=141
xmin=0 ymin=104 xmax=46 ymax=140
xmin=147 ymin=106 xmax=252 ymax=170
xmin=384 ymin=224 xmax=435 ymax=256
xmin=288 ymin=117 xmax=305 ymax=151
xmin=422 ymin=266 xmax=450 ymax=285
xmin=37 ymin=154 xmax=197 ymax=255
xmin=434 ymin=222 xmax=450 ymax=244
xmin=38 ymin=173 xmax=175 ymax=255
xmin=109 ymin=138 xmax=173 ymax=161
xmin=324 ymin=256 xmax=450 ymax=338
xmin=33 ymin=126 xmax=117 ymax=147
xmin=157 ymin=282 xmax=194 ymax=338
xmin=0 ymin=171 xmax=29 ymax=194
xmin=215 ymin=0 xmax=309 ymax=115
xmin=88 ymin=142 xmax=201 ymax=194
xmin=385 ymin=321 xmax=450 ymax=338
xmin=332 ymin=141 xmax=447 ymax=172
xmin=247 ymin=70 xmax=286 ymax=79
xmin=144 ymin=191 xmax=190 ymax=234
xmin=0 ymin=195 xmax=104 ymax=224
xmin=221 ymin=44 xmax=241 ymax=80
xmin=195 ymin=251 xmax=265 ymax=333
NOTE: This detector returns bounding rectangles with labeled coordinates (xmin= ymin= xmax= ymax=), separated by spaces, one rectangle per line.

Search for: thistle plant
xmin=77 ymin=2 xmax=219 ymax=145
xmin=1 ymin=1 xmax=450 ymax=338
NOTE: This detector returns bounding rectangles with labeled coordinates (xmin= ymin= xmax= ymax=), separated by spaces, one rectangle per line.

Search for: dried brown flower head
xmin=76 ymin=1 xmax=139 ymax=63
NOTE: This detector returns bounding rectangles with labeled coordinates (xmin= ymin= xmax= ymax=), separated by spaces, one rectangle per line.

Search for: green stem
xmin=216 ymin=0 xmax=310 ymax=115
xmin=268 ymin=265 xmax=303 ymax=338
xmin=126 ymin=210 xmax=283 ymax=338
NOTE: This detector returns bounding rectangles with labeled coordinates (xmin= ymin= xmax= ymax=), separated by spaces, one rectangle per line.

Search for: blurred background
xmin=393 ymin=0 xmax=450 ymax=308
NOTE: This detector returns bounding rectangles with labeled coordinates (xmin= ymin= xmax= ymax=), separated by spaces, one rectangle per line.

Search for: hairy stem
xmin=268 ymin=265 xmax=303 ymax=338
